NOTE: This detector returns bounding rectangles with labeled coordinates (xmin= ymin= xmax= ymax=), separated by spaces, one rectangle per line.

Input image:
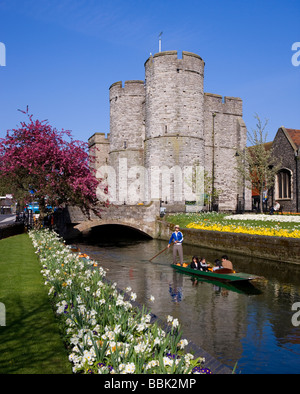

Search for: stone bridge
xmin=61 ymin=201 xmax=161 ymax=239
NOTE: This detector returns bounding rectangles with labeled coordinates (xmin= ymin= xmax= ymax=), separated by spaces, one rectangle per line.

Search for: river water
xmin=76 ymin=226 xmax=300 ymax=374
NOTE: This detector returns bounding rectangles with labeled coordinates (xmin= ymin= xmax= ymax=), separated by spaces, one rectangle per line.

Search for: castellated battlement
xmin=204 ymin=93 xmax=243 ymax=116
xmin=109 ymin=80 xmax=144 ymax=96
xmin=145 ymin=50 xmax=204 ymax=72
xmin=88 ymin=132 xmax=109 ymax=147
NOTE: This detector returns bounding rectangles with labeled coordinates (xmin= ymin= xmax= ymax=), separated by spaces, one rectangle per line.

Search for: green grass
xmin=0 ymin=233 xmax=71 ymax=374
xmin=166 ymin=212 xmax=227 ymax=227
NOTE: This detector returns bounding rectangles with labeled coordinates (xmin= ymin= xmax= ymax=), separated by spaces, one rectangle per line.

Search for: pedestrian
xmin=168 ymin=225 xmax=184 ymax=266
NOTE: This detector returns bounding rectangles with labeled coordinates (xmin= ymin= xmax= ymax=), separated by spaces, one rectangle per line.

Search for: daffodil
xmin=187 ymin=221 xmax=300 ymax=238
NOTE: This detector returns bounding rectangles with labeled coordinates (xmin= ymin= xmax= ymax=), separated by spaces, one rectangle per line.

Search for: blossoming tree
xmin=0 ymin=109 xmax=106 ymax=219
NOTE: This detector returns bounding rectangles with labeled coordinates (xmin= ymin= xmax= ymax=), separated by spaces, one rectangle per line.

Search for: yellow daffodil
xmin=186 ymin=222 xmax=300 ymax=238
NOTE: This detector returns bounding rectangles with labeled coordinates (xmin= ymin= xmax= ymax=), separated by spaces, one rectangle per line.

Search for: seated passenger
xmin=213 ymin=259 xmax=222 ymax=271
xmin=270 ymin=201 xmax=280 ymax=215
xmin=221 ymin=255 xmax=233 ymax=270
xmin=199 ymin=257 xmax=209 ymax=271
xmin=191 ymin=256 xmax=200 ymax=270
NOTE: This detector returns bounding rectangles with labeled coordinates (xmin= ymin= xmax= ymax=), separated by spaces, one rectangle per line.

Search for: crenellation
xmin=223 ymin=96 xmax=243 ymax=116
xmin=88 ymin=132 xmax=109 ymax=147
xmin=204 ymin=93 xmax=242 ymax=116
xmin=109 ymin=81 xmax=123 ymax=91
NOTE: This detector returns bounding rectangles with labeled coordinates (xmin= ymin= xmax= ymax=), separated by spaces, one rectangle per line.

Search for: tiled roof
xmin=285 ymin=129 xmax=300 ymax=149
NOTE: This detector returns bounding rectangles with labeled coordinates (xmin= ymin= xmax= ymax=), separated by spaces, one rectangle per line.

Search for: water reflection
xmin=169 ymin=272 xmax=183 ymax=303
xmin=74 ymin=233 xmax=300 ymax=374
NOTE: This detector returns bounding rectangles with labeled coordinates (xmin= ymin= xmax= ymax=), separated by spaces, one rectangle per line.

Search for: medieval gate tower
xmin=89 ymin=50 xmax=251 ymax=212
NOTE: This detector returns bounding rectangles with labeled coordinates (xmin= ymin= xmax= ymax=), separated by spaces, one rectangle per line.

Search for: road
xmin=0 ymin=214 xmax=16 ymax=227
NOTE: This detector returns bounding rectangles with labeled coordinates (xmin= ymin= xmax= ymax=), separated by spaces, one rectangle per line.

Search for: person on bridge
xmin=168 ymin=225 xmax=184 ymax=266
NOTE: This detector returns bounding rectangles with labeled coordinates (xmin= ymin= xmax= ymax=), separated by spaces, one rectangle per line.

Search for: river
xmin=75 ymin=226 xmax=300 ymax=374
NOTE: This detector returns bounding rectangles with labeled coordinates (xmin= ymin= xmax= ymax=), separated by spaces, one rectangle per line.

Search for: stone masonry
xmin=89 ymin=50 xmax=251 ymax=212
xmin=271 ymin=127 xmax=300 ymax=212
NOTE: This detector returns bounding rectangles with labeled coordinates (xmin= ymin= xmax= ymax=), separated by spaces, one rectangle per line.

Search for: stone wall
xmin=203 ymin=94 xmax=249 ymax=211
xmin=272 ymin=127 xmax=300 ymax=212
xmin=88 ymin=133 xmax=110 ymax=170
xmin=0 ymin=223 xmax=24 ymax=240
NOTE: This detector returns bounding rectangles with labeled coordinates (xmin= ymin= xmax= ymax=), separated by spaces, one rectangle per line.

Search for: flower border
xmin=29 ymin=229 xmax=211 ymax=375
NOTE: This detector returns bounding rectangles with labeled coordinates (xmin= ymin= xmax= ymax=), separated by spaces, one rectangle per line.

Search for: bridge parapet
xmin=63 ymin=201 xmax=161 ymax=239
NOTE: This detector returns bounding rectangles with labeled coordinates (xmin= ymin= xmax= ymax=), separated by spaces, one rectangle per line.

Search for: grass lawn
xmin=0 ymin=233 xmax=71 ymax=374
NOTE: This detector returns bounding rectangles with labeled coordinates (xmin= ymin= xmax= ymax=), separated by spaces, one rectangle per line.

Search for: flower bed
xmin=224 ymin=214 xmax=300 ymax=223
xmin=166 ymin=212 xmax=300 ymax=238
xmin=186 ymin=221 xmax=300 ymax=238
xmin=29 ymin=229 xmax=210 ymax=374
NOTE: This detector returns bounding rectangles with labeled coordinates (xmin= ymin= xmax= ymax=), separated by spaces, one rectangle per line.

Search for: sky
xmin=0 ymin=0 xmax=299 ymax=145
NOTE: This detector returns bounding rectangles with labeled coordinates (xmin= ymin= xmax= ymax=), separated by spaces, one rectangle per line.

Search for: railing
xmin=16 ymin=210 xmax=34 ymax=229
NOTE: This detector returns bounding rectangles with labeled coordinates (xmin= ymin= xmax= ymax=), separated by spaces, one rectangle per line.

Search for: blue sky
xmin=0 ymin=0 xmax=299 ymax=144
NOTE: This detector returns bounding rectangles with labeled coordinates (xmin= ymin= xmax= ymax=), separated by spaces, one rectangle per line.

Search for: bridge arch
xmin=64 ymin=201 xmax=160 ymax=240
xmin=74 ymin=219 xmax=153 ymax=239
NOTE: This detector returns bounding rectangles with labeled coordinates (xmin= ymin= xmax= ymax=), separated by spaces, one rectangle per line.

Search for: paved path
xmin=0 ymin=214 xmax=16 ymax=227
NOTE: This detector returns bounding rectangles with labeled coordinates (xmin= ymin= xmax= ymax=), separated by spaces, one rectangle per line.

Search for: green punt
xmin=171 ymin=264 xmax=260 ymax=283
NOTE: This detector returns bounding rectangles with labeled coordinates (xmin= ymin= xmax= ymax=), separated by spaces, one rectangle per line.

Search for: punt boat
xmin=171 ymin=264 xmax=260 ymax=283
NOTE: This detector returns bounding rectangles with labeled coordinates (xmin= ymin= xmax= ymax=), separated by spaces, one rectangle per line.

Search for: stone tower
xmin=89 ymin=50 xmax=251 ymax=212
xmin=144 ymin=51 xmax=205 ymax=205
xmin=108 ymin=80 xmax=145 ymax=203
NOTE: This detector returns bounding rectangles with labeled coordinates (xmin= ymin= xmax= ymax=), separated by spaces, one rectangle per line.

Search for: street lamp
xmin=211 ymin=113 xmax=216 ymax=211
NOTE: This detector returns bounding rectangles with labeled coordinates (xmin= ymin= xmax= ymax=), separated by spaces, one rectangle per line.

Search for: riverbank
xmin=0 ymin=222 xmax=24 ymax=239
xmin=166 ymin=212 xmax=300 ymax=238
xmin=158 ymin=215 xmax=300 ymax=265
xmin=0 ymin=233 xmax=71 ymax=374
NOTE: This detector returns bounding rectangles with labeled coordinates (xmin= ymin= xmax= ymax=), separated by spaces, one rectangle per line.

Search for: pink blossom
xmin=0 ymin=109 xmax=106 ymax=216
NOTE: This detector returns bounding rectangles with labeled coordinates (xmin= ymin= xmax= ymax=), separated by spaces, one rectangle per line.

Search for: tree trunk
xmin=260 ymin=190 xmax=264 ymax=213
xmin=37 ymin=197 xmax=46 ymax=228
